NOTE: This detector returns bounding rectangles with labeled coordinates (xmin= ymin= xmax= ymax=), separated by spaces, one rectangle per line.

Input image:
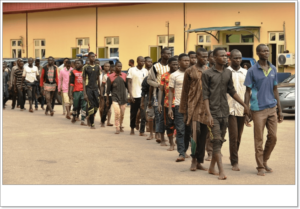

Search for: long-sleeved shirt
xmin=39 ymin=67 xmax=59 ymax=87
xmin=202 ymin=66 xmax=237 ymax=118
xmin=58 ymin=67 xmax=73 ymax=93
xmin=179 ymin=65 xmax=207 ymax=125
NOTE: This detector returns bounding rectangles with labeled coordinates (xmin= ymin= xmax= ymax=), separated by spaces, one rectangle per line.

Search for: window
xmin=76 ymin=38 xmax=90 ymax=54
xmin=157 ymin=35 xmax=175 ymax=56
xmin=105 ymin=37 xmax=119 ymax=58
xmin=241 ymin=34 xmax=254 ymax=43
xmin=11 ymin=39 xmax=22 ymax=58
xmin=197 ymin=35 xmax=211 ymax=44
xmin=225 ymin=34 xmax=254 ymax=43
xmin=269 ymin=32 xmax=284 ymax=43
xmin=34 ymin=39 xmax=46 ymax=59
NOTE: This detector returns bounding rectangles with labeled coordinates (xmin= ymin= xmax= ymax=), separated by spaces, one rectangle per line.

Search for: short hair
xmin=48 ymin=56 xmax=54 ymax=60
xmin=104 ymin=62 xmax=110 ymax=66
xmin=129 ymin=59 xmax=134 ymax=64
xmin=76 ymin=59 xmax=83 ymax=65
xmin=110 ymin=63 xmax=115 ymax=67
xmin=256 ymin=44 xmax=267 ymax=53
xmin=196 ymin=47 xmax=207 ymax=55
xmin=88 ymin=52 xmax=95 ymax=57
xmin=115 ymin=61 xmax=122 ymax=66
xmin=168 ymin=57 xmax=178 ymax=64
xmin=35 ymin=58 xmax=40 ymax=62
xmin=66 ymin=60 xmax=71 ymax=65
xmin=208 ymin=50 xmax=213 ymax=57
xmin=213 ymin=47 xmax=225 ymax=56
xmin=178 ymin=53 xmax=189 ymax=61
xmin=161 ymin=47 xmax=170 ymax=55
xmin=144 ymin=56 xmax=151 ymax=61
xmin=243 ymin=63 xmax=251 ymax=69
xmin=230 ymin=49 xmax=242 ymax=57
xmin=188 ymin=51 xmax=196 ymax=56
xmin=64 ymin=57 xmax=69 ymax=61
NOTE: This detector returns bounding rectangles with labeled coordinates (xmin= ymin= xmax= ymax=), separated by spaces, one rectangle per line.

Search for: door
xmin=98 ymin=47 xmax=108 ymax=58
xmin=72 ymin=48 xmax=79 ymax=59
xmin=267 ymin=44 xmax=276 ymax=67
xmin=228 ymin=45 xmax=253 ymax=58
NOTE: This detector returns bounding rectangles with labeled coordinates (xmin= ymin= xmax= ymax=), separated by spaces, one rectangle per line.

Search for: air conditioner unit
xmin=277 ymin=53 xmax=295 ymax=65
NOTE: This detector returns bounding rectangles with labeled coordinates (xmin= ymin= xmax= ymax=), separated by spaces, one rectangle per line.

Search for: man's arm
xmin=82 ymin=67 xmax=88 ymax=102
xmin=273 ymin=85 xmax=284 ymax=123
xmin=148 ymin=86 xmax=154 ymax=108
xmin=244 ymin=87 xmax=252 ymax=126
xmin=147 ymin=66 xmax=159 ymax=88
xmin=69 ymin=71 xmax=75 ymax=100
xmin=158 ymin=85 xmax=164 ymax=113
xmin=178 ymin=69 xmax=190 ymax=114
xmin=58 ymin=70 xmax=63 ymax=94
xmin=202 ymin=72 xmax=213 ymax=127
xmin=168 ymin=87 xmax=174 ymax=120
xmin=106 ymin=77 xmax=112 ymax=107
xmin=127 ymin=78 xmax=134 ymax=103
xmin=204 ymin=99 xmax=213 ymax=127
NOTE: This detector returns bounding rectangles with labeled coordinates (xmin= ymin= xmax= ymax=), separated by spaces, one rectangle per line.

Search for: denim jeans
xmin=174 ymin=106 xmax=190 ymax=157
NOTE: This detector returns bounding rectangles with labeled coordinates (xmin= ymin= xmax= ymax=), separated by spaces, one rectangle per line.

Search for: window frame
xmin=34 ymin=39 xmax=46 ymax=59
xmin=11 ymin=39 xmax=22 ymax=58
xmin=105 ymin=36 xmax=119 ymax=58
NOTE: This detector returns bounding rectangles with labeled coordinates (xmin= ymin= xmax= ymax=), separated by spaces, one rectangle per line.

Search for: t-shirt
xmin=107 ymin=72 xmax=128 ymax=105
xmin=160 ymin=72 xmax=175 ymax=107
xmin=82 ymin=64 xmax=101 ymax=90
xmin=22 ymin=65 xmax=39 ymax=83
xmin=70 ymin=69 xmax=83 ymax=92
xmin=127 ymin=66 xmax=148 ymax=98
xmin=244 ymin=61 xmax=278 ymax=111
xmin=102 ymin=73 xmax=111 ymax=96
xmin=169 ymin=70 xmax=185 ymax=106
xmin=154 ymin=62 xmax=169 ymax=84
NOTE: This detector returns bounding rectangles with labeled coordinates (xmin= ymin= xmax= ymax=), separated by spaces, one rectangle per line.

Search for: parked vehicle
xmin=278 ymin=74 xmax=295 ymax=114
xmin=241 ymin=57 xmax=256 ymax=68
xmin=3 ymin=58 xmax=28 ymax=70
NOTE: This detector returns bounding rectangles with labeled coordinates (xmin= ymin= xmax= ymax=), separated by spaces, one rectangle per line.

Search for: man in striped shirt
xmin=14 ymin=59 xmax=27 ymax=111
xmin=147 ymin=47 xmax=171 ymax=145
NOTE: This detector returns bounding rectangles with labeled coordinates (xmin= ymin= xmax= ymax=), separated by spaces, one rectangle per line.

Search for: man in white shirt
xmin=227 ymin=49 xmax=248 ymax=171
xmin=21 ymin=57 xmax=39 ymax=112
xmin=127 ymin=56 xmax=148 ymax=135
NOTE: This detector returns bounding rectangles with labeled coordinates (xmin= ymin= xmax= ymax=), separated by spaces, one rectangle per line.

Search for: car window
xmin=282 ymin=76 xmax=295 ymax=83
xmin=289 ymin=77 xmax=295 ymax=83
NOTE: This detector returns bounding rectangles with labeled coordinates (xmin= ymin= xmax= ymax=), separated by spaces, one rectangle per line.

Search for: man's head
xmin=110 ymin=64 xmax=116 ymax=73
xmin=243 ymin=63 xmax=251 ymax=70
xmin=229 ymin=49 xmax=242 ymax=68
xmin=115 ymin=61 xmax=122 ymax=74
xmin=144 ymin=57 xmax=153 ymax=69
xmin=48 ymin=56 xmax=54 ymax=66
xmin=65 ymin=60 xmax=71 ymax=69
xmin=256 ymin=44 xmax=269 ymax=61
xmin=196 ymin=48 xmax=208 ymax=66
xmin=18 ymin=59 xmax=24 ymax=68
xmin=188 ymin=51 xmax=197 ymax=65
xmin=3 ymin=62 xmax=7 ymax=71
xmin=71 ymin=61 xmax=75 ymax=68
xmin=95 ymin=60 xmax=100 ymax=65
xmin=75 ymin=59 xmax=83 ymax=70
xmin=161 ymin=47 xmax=172 ymax=61
xmin=168 ymin=57 xmax=178 ymax=73
xmin=137 ymin=56 xmax=145 ymax=68
xmin=208 ymin=50 xmax=215 ymax=66
xmin=178 ymin=53 xmax=190 ymax=70
xmin=13 ymin=61 xmax=17 ymax=66
xmin=28 ymin=58 xmax=34 ymax=67
xmin=88 ymin=52 xmax=95 ymax=63
xmin=35 ymin=59 xmax=40 ymax=67
xmin=129 ymin=59 xmax=134 ymax=67
xmin=213 ymin=47 xmax=227 ymax=66
xmin=103 ymin=62 xmax=110 ymax=73
xmin=63 ymin=58 xmax=69 ymax=65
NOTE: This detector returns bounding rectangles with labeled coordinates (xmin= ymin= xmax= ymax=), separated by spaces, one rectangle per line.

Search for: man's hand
xmin=130 ymin=95 xmax=135 ymax=103
xmin=140 ymin=103 xmax=144 ymax=110
xmin=84 ymin=94 xmax=89 ymax=102
xmin=58 ymin=91 xmax=61 ymax=96
xmin=168 ymin=108 xmax=174 ymax=120
xmin=277 ymin=111 xmax=284 ymax=123
xmin=158 ymin=104 xmax=162 ymax=114
xmin=244 ymin=115 xmax=252 ymax=127
xmin=207 ymin=114 xmax=214 ymax=128
xmin=243 ymin=105 xmax=249 ymax=116
xmin=70 ymin=93 xmax=73 ymax=101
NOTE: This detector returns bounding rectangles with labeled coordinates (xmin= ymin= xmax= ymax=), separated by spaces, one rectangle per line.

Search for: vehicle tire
xmin=56 ymin=94 xmax=62 ymax=105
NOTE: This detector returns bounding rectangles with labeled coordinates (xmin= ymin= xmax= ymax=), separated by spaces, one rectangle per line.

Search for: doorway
xmin=229 ymin=45 xmax=253 ymax=58
xmin=71 ymin=47 xmax=79 ymax=59
xmin=267 ymin=44 xmax=277 ymax=67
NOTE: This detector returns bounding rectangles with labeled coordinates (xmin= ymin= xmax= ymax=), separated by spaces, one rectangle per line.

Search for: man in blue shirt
xmin=244 ymin=44 xmax=284 ymax=176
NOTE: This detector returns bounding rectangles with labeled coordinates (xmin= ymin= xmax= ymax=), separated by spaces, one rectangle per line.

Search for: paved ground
xmin=2 ymin=100 xmax=295 ymax=185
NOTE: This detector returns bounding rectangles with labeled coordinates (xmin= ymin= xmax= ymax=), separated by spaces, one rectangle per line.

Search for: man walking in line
xmin=3 ymin=62 xmax=10 ymax=109
xmin=188 ymin=51 xmax=197 ymax=66
xmin=58 ymin=58 xmax=69 ymax=115
xmin=127 ymin=56 xmax=148 ymax=135
xmin=9 ymin=59 xmax=21 ymax=109
xmin=244 ymin=44 xmax=283 ymax=176
xmin=202 ymin=47 xmax=249 ymax=180
xmin=14 ymin=59 xmax=27 ymax=111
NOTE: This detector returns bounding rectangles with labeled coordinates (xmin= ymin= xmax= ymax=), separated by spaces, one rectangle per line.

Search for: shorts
xmin=63 ymin=92 xmax=70 ymax=104
xmin=146 ymin=106 xmax=155 ymax=119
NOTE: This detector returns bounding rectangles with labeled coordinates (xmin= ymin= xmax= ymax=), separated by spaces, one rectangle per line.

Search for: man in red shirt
xmin=70 ymin=59 xmax=87 ymax=126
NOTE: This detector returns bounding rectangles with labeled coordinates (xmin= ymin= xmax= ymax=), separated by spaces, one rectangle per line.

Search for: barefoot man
xmin=82 ymin=52 xmax=101 ymax=129
xmin=244 ymin=44 xmax=283 ymax=176
xmin=106 ymin=61 xmax=128 ymax=134
xmin=180 ymin=48 xmax=209 ymax=171
xmin=158 ymin=57 xmax=178 ymax=150
xmin=168 ymin=53 xmax=190 ymax=162
xmin=70 ymin=59 xmax=87 ymax=126
xmin=127 ymin=56 xmax=148 ymax=135
xmin=202 ymin=47 xmax=249 ymax=180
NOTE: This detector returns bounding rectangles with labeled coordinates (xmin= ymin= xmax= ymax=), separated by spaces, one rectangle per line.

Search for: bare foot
xmin=160 ymin=141 xmax=168 ymax=146
xmin=120 ymin=127 xmax=124 ymax=132
xmin=263 ymin=163 xmax=273 ymax=172
xmin=90 ymin=125 xmax=96 ymax=129
xmin=185 ymin=153 xmax=190 ymax=158
xmin=50 ymin=111 xmax=54 ymax=116
xmin=176 ymin=155 xmax=185 ymax=162
xmin=208 ymin=168 xmax=219 ymax=176
xmin=155 ymin=133 xmax=160 ymax=140
xmin=42 ymin=107 xmax=45 ymax=110
xmin=139 ymin=133 xmax=147 ymax=137
xmin=147 ymin=135 xmax=153 ymax=140
xmin=197 ymin=163 xmax=208 ymax=171
xmin=232 ymin=163 xmax=240 ymax=171
xmin=115 ymin=129 xmax=120 ymax=134
xmin=45 ymin=111 xmax=49 ymax=116
xmin=29 ymin=109 xmax=34 ymax=113
xmin=130 ymin=129 xmax=135 ymax=135
xmin=156 ymin=138 xmax=161 ymax=143
xmin=257 ymin=169 xmax=265 ymax=176
xmin=66 ymin=115 xmax=71 ymax=119
xmin=107 ymin=123 xmax=113 ymax=126
xmin=63 ymin=112 xmax=65 ymax=115
xmin=205 ymin=155 xmax=212 ymax=161
xmin=190 ymin=158 xmax=197 ymax=171
xmin=101 ymin=123 xmax=105 ymax=127
xmin=135 ymin=123 xmax=139 ymax=130
xmin=76 ymin=117 xmax=80 ymax=121
xmin=35 ymin=108 xmax=38 ymax=111
xmin=218 ymin=173 xmax=227 ymax=180
xmin=81 ymin=122 xmax=87 ymax=126
xmin=167 ymin=144 xmax=175 ymax=151
xmin=71 ymin=117 xmax=76 ymax=123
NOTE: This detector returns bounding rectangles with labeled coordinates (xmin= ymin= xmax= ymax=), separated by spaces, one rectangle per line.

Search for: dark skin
xmin=204 ymin=50 xmax=249 ymax=180
xmin=129 ymin=61 xmax=134 ymax=67
xmin=58 ymin=62 xmax=72 ymax=119
xmin=208 ymin=53 xmax=215 ymax=68
xmin=189 ymin=54 xmax=197 ymax=66
xmin=128 ymin=56 xmax=145 ymax=135
xmin=244 ymin=45 xmax=283 ymax=175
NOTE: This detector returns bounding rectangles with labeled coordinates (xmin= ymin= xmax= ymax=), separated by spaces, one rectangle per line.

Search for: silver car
xmin=278 ymin=75 xmax=295 ymax=114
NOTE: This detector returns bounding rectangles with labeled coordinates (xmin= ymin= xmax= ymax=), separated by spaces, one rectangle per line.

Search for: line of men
xmin=2 ymin=43 xmax=283 ymax=180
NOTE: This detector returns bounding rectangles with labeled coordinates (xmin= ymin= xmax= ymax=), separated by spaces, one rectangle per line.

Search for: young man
xmin=202 ymin=47 xmax=249 ymax=180
xmin=58 ymin=60 xmax=73 ymax=119
xmin=35 ymin=59 xmax=45 ymax=110
xmin=3 ymin=62 xmax=10 ymax=109
xmin=180 ymin=48 xmax=210 ymax=171
xmin=106 ymin=61 xmax=128 ymax=134
xmin=140 ymin=57 xmax=153 ymax=139
xmin=158 ymin=57 xmax=177 ymax=149
xmin=147 ymin=48 xmax=172 ymax=143
xmin=14 ymin=60 xmax=27 ymax=111
xmin=82 ymin=52 xmax=101 ymax=129
xmin=40 ymin=56 xmax=59 ymax=116
xmin=9 ymin=59 xmax=20 ymax=109
xmin=101 ymin=62 xmax=114 ymax=127
xmin=188 ymin=51 xmax=197 ymax=66
xmin=21 ymin=58 xmax=39 ymax=112
xmin=244 ymin=44 xmax=283 ymax=176
xmin=226 ymin=49 xmax=248 ymax=171
xmin=58 ymin=58 xmax=69 ymax=115
xmin=127 ymin=56 xmax=148 ymax=135
xmin=168 ymin=54 xmax=190 ymax=162
xmin=128 ymin=59 xmax=134 ymax=68
xmin=70 ymin=59 xmax=87 ymax=126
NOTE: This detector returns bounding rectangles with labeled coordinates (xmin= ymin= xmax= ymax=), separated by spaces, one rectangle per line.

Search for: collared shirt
xmin=127 ymin=66 xmax=148 ymax=98
xmin=179 ymin=65 xmax=207 ymax=125
xmin=169 ymin=70 xmax=185 ymax=106
xmin=23 ymin=65 xmax=39 ymax=83
xmin=160 ymin=72 xmax=175 ymax=108
xmin=227 ymin=66 xmax=247 ymax=117
xmin=244 ymin=61 xmax=278 ymax=111
xmin=107 ymin=72 xmax=128 ymax=105
xmin=202 ymin=66 xmax=237 ymax=118
xmin=58 ymin=67 xmax=73 ymax=93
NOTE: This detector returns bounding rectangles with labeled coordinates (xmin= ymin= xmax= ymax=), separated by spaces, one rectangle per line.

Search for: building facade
xmin=3 ymin=2 xmax=295 ymax=73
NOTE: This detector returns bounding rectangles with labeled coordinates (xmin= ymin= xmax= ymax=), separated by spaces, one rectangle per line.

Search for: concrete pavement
xmin=2 ymin=101 xmax=295 ymax=185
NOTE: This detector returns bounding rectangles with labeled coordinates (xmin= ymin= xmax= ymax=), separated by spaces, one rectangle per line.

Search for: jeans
xmin=174 ymin=106 xmax=190 ymax=157
xmin=191 ymin=121 xmax=208 ymax=163
xmin=130 ymin=97 xmax=141 ymax=129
